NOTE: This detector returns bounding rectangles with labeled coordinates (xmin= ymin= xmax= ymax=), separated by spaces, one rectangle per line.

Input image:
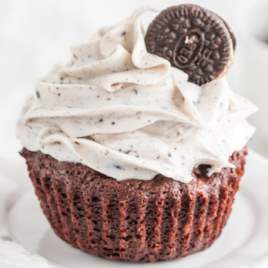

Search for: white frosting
xmin=16 ymin=6 xmax=258 ymax=183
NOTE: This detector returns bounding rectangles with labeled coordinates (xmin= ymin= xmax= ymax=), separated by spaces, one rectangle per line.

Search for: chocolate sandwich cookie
xmin=145 ymin=5 xmax=235 ymax=85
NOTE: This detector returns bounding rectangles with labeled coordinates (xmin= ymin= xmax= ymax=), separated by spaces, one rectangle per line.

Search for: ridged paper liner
xmin=21 ymin=148 xmax=246 ymax=262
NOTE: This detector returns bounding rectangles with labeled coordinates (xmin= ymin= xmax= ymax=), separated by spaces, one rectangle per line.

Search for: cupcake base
xmin=20 ymin=147 xmax=247 ymax=262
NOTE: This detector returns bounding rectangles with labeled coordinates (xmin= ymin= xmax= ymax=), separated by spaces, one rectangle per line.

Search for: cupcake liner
xmin=21 ymin=148 xmax=246 ymax=262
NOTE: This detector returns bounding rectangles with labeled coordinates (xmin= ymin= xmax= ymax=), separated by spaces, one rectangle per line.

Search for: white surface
xmin=236 ymin=0 xmax=268 ymax=157
xmin=0 ymin=174 xmax=64 ymax=268
xmin=0 ymin=149 xmax=266 ymax=267
xmin=0 ymin=1 xmax=268 ymax=267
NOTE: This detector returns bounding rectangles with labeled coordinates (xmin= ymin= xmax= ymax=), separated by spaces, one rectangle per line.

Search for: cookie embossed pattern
xmin=145 ymin=5 xmax=235 ymax=85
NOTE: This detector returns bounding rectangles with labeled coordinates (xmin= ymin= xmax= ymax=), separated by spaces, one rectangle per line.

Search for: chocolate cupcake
xmin=17 ymin=5 xmax=258 ymax=263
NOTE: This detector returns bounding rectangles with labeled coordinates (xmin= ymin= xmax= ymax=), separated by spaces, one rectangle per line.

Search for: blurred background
xmin=1 ymin=0 xmax=268 ymax=187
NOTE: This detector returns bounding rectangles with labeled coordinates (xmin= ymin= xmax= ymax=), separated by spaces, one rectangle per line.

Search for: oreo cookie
xmin=145 ymin=5 xmax=235 ymax=85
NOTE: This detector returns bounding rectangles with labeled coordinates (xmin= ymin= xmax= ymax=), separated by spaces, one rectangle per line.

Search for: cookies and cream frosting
xmin=17 ymin=6 xmax=258 ymax=183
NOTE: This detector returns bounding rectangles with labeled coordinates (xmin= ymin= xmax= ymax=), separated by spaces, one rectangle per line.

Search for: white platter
xmin=1 ymin=149 xmax=268 ymax=268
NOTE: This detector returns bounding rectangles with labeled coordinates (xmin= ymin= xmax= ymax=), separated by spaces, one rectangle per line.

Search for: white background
xmin=1 ymin=1 xmax=268 ymax=267
xmin=0 ymin=0 xmax=266 ymax=187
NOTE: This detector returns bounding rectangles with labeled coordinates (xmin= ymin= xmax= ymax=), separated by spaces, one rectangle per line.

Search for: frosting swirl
xmin=17 ymin=6 xmax=258 ymax=183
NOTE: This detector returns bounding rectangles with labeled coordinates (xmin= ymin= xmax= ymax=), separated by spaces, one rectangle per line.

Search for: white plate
xmin=2 ymin=149 xmax=268 ymax=268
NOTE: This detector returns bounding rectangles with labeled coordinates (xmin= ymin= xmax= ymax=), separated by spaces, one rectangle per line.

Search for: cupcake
xmin=17 ymin=4 xmax=258 ymax=262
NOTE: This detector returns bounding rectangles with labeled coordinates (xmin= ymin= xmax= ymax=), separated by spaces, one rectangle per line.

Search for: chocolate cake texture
xmin=20 ymin=147 xmax=247 ymax=262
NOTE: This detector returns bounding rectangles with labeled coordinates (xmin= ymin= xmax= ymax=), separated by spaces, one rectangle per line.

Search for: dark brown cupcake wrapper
xmin=21 ymin=147 xmax=247 ymax=262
